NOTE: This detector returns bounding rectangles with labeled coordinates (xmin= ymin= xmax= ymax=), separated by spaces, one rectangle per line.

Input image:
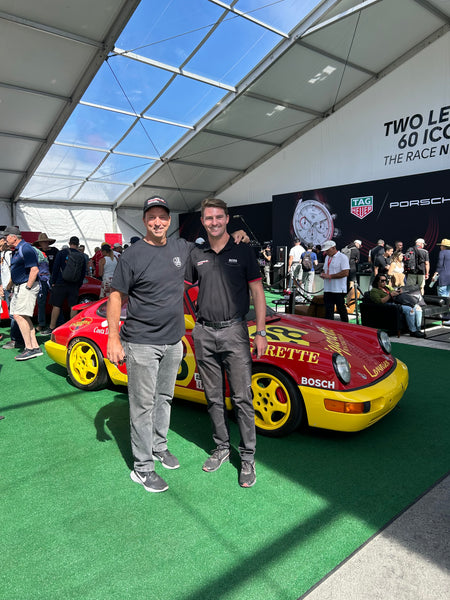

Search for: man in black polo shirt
xmin=185 ymin=198 xmax=267 ymax=488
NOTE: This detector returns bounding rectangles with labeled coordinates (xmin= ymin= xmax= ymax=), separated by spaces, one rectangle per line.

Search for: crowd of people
xmin=0 ymin=228 xmax=137 ymax=359
xmin=259 ymin=235 xmax=450 ymax=335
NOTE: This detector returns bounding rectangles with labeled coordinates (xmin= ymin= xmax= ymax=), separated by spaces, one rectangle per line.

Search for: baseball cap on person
xmin=130 ymin=236 xmax=140 ymax=244
xmin=143 ymin=196 xmax=170 ymax=215
xmin=354 ymin=239 xmax=362 ymax=246
xmin=321 ymin=240 xmax=336 ymax=252
xmin=113 ymin=242 xmax=122 ymax=248
xmin=3 ymin=226 xmax=21 ymax=237
xmin=415 ymin=238 xmax=426 ymax=245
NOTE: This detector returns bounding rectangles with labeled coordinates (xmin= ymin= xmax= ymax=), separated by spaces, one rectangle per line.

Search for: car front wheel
xmin=66 ymin=338 xmax=108 ymax=391
xmin=252 ymin=365 xmax=304 ymax=437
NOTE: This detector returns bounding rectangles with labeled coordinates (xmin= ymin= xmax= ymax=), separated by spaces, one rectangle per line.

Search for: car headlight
xmin=378 ymin=330 xmax=392 ymax=354
xmin=332 ymin=353 xmax=351 ymax=385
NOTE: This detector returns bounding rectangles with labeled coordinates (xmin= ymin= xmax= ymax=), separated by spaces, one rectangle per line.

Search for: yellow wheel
xmin=252 ymin=365 xmax=303 ymax=437
xmin=66 ymin=338 xmax=108 ymax=390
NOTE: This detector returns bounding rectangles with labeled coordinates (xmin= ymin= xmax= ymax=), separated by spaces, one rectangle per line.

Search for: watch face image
xmin=293 ymin=199 xmax=334 ymax=246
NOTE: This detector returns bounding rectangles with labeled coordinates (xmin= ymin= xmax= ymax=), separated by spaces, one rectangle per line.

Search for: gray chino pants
xmin=192 ymin=321 xmax=256 ymax=461
xmin=123 ymin=340 xmax=183 ymax=472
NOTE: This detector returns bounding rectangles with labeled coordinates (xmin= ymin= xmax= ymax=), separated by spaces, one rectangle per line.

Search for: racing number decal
xmin=248 ymin=325 xmax=310 ymax=347
xmin=177 ymin=336 xmax=196 ymax=386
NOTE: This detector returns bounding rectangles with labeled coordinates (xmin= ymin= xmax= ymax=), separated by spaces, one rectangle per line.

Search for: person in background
xmin=300 ymin=244 xmax=318 ymax=301
xmin=48 ymin=236 xmax=86 ymax=332
xmin=388 ymin=251 xmax=405 ymax=288
xmin=91 ymin=246 xmax=103 ymax=278
xmin=369 ymin=239 xmax=385 ymax=278
xmin=3 ymin=226 xmax=41 ymax=360
xmin=406 ymin=238 xmax=429 ymax=295
xmin=113 ymin=243 xmax=123 ymax=259
xmin=1 ymin=232 xmax=24 ymax=350
xmin=261 ymin=244 xmax=272 ymax=287
xmin=370 ymin=274 xmax=424 ymax=338
xmin=32 ymin=233 xmax=55 ymax=333
xmin=374 ymin=244 xmax=393 ymax=277
xmin=98 ymin=243 xmax=118 ymax=298
xmin=433 ymin=240 xmax=450 ymax=324
xmin=320 ymin=240 xmax=349 ymax=322
xmin=287 ymin=238 xmax=305 ymax=291
xmin=33 ymin=233 xmax=58 ymax=273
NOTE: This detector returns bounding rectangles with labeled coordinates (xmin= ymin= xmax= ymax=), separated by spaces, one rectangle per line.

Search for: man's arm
xmin=27 ymin=266 xmax=39 ymax=288
xmin=106 ymin=288 xmax=127 ymax=365
xmin=249 ymin=280 xmax=268 ymax=359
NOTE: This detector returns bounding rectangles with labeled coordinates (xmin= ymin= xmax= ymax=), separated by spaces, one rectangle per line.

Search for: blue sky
xmin=23 ymin=0 xmax=322 ymax=203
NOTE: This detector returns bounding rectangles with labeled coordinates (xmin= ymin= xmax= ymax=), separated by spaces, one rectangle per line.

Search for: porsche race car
xmin=44 ymin=287 xmax=408 ymax=436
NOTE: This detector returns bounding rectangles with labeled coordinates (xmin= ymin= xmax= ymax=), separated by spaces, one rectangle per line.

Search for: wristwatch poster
xmin=292 ymin=199 xmax=334 ymax=246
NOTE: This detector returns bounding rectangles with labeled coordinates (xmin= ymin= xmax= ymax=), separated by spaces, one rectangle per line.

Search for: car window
xmin=97 ymin=301 xmax=127 ymax=320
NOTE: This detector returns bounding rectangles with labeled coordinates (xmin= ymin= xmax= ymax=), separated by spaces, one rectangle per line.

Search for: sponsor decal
xmin=265 ymin=345 xmax=319 ymax=363
xmin=173 ymin=256 xmax=182 ymax=268
xmin=93 ymin=326 xmax=108 ymax=335
xmin=228 ymin=258 xmax=238 ymax=263
xmin=317 ymin=326 xmax=351 ymax=356
xmin=301 ymin=377 xmax=335 ymax=389
xmin=363 ymin=360 xmax=389 ymax=378
xmin=194 ymin=373 xmax=204 ymax=390
xmin=248 ymin=324 xmax=310 ymax=347
xmin=350 ymin=196 xmax=373 ymax=220
xmin=69 ymin=317 xmax=93 ymax=332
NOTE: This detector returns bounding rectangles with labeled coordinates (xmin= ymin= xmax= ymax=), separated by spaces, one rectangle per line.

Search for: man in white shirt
xmin=287 ymin=238 xmax=305 ymax=291
xmin=320 ymin=240 xmax=350 ymax=322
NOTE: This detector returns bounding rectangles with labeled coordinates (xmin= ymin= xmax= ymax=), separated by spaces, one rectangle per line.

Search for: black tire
xmin=66 ymin=338 xmax=109 ymax=391
xmin=251 ymin=364 xmax=304 ymax=437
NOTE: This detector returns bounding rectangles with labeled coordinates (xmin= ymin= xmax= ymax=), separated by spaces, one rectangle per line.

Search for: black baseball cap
xmin=143 ymin=196 xmax=170 ymax=215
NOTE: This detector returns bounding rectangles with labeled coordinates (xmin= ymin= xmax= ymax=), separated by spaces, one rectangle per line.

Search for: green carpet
xmin=1 ymin=328 xmax=449 ymax=600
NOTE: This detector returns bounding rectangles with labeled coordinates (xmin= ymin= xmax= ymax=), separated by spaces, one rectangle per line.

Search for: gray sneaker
xmin=3 ymin=340 xmax=20 ymax=350
xmin=15 ymin=348 xmax=39 ymax=361
xmin=239 ymin=461 xmax=256 ymax=488
xmin=152 ymin=450 xmax=180 ymax=470
xmin=202 ymin=447 xmax=230 ymax=472
xmin=130 ymin=470 xmax=168 ymax=493
xmin=31 ymin=347 xmax=44 ymax=357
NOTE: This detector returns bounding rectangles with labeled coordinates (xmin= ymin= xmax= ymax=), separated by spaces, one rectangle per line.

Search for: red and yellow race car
xmin=45 ymin=287 xmax=408 ymax=437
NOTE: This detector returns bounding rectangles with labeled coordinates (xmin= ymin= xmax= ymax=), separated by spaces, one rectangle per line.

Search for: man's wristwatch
xmin=255 ymin=330 xmax=267 ymax=337
xmin=25 ymin=285 xmax=32 ymax=290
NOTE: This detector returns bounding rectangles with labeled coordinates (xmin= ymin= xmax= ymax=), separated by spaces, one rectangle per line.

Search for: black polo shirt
xmin=185 ymin=237 xmax=261 ymax=322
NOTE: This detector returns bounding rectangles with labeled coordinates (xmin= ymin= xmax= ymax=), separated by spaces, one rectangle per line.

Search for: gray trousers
xmin=123 ymin=340 xmax=183 ymax=472
xmin=192 ymin=321 xmax=256 ymax=461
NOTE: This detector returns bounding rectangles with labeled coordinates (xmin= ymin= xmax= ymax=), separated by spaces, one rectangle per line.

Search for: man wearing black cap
xmin=3 ymin=226 xmax=42 ymax=360
xmin=107 ymin=197 xmax=248 ymax=493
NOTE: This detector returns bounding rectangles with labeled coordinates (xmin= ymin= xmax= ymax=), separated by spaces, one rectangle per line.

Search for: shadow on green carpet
xmin=0 ymin=336 xmax=449 ymax=600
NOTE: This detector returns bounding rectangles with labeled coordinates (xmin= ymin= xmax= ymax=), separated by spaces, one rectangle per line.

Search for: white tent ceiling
xmin=1 ymin=0 xmax=449 ymax=218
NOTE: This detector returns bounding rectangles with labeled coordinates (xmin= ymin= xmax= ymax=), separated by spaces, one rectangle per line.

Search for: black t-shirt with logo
xmin=185 ymin=237 xmax=261 ymax=322
xmin=111 ymin=238 xmax=192 ymax=345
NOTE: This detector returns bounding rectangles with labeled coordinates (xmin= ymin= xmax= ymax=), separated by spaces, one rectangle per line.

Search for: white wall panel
xmin=220 ymin=33 xmax=450 ymax=206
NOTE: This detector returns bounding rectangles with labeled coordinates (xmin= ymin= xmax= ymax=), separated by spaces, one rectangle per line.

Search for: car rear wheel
xmin=67 ymin=338 xmax=108 ymax=391
xmin=252 ymin=365 xmax=304 ymax=437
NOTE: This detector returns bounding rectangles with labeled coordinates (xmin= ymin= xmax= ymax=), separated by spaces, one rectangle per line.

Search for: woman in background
xmin=388 ymin=250 xmax=405 ymax=288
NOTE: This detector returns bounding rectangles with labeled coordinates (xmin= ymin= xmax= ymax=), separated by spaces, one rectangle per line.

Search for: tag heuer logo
xmin=351 ymin=196 xmax=373 ymax=219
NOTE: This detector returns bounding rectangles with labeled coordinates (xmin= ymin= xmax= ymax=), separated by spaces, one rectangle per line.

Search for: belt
xmin=198 ymin=317 xmax=244 ymax=329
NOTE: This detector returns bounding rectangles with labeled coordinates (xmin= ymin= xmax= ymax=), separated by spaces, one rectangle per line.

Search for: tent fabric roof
xmin=1 ymin=0 xmax=449 ymax=214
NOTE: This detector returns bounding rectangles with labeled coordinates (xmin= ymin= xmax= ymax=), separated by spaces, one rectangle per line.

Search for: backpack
xmin=403 ymin=247 xmax=417 ymax=274
xmin=301 ymin=251 xmax=312 ymax=271
xmin=341 ymin=245 xmax=352 ymax=260
xmin=17 ymin=244 xmax=50 ymax=286
xmin=62 ymin=249 xmax=85 ymax=283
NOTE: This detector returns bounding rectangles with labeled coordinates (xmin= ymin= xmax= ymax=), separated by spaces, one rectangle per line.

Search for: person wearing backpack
xmin=300 ymin=244 xmax=318 ymax=301
xmin=48 ymin=236 xmax=86 ymax=332
xmin=405 ymin=238 xmax=429 ymax=295
xmin=2 ymin=226 xmax=42 ymax=360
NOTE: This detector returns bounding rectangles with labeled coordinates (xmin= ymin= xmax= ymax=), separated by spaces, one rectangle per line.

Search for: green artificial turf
xmin=1 ymin=328 xmax=449 ymax=600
